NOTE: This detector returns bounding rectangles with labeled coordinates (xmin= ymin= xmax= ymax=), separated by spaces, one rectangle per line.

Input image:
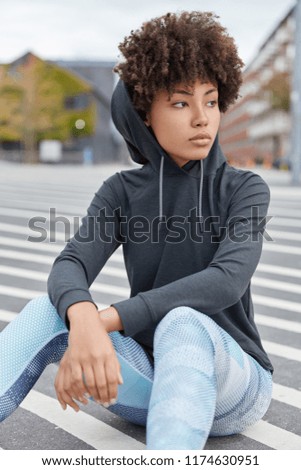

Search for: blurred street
xmin=0 ymin=161 xmax=300 ymax=450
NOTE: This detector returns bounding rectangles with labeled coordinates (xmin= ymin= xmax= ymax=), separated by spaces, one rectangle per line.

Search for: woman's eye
xmin=207 ymin=100 xmax=217 ymax=108
xmin=173 ymin=101 xmax=187 ymax=108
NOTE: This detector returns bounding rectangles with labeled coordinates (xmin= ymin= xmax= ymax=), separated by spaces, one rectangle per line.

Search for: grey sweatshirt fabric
xmin=47 ymin=79 xmax=273 ymax=373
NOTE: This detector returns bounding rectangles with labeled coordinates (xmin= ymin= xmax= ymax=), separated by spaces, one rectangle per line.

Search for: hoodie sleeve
xmin=111 ymin=173 xmax=270 ymax=337
xmin=47 ymin=176 xmax=122 ymax=326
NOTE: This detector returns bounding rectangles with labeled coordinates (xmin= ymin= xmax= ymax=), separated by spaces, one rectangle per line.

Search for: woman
xmin=0 ymin=11 xmax=273 ymax=450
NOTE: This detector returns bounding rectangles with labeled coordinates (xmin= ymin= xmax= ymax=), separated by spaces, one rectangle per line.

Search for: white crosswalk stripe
xmin=21 ymin=390 xmax=145 ymax=450
xmin=0 ymin=266 xmax=130 ymax=297
xmin=241 ymin=421 xmax=301 ymax=450
xmin=255 ymin=314 xmax=301 ymax=333
xmin=1 ymin=164 xmax=301 ymax=451
xmin=252 ymin=294 xmax=301 ymax=313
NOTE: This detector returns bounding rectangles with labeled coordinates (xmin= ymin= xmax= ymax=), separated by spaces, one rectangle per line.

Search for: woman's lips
xmin=189 ymin=132 xmax=211 ymax=141
xmin=189 ymin=133 xmax=211 ymax=146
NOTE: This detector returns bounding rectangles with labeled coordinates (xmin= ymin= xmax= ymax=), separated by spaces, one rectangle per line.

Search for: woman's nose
xmin=191 ymin=106 xmax=208 ymax=127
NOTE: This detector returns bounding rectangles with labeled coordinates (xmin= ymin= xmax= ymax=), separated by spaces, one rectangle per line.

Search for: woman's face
xmin=145 ymin=80 xmax=221 ymax=167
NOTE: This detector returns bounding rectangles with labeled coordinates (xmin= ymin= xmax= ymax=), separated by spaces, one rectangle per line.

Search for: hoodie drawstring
xmin=159 ymin=156 xmax=164 ymax=221
xmin=199 ymin=159 xmax=204 ymax=231
xmin=159 ymin=156 xmax=204 ymax=231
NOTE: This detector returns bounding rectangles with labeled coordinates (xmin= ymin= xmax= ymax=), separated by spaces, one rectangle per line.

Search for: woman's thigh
xmin=152 ymin=306 xmax=273 ymax=436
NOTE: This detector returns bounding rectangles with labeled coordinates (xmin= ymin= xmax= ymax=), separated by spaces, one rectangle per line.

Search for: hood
xmin=111 ymin=79 xmax=227 ymax=226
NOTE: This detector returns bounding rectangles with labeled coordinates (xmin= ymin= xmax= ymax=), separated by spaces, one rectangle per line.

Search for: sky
xmin=0 ymin=0 xmax=296 ymax=68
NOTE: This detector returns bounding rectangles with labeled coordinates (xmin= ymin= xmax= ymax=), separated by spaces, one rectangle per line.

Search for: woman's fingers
xmin=83 ymin=353 xmax=120 ymax=406
xmin=104 ymin=358 xmax=122 ymax=405
xmin=92 ymin=363 xmax=111 ymax=405
xmin=82 ymin=364 xmax=103 ymax=403
xmin=104 ymin=368 xmax=118 ymax=405
xmin=54 ymin=366 xmax=66 ymax=409
xmin=99 ymin=358 xmax=122 ymax=406
xmin=61 ymin=391 xmax=81 ymax=412
xmin=55 ymin=364 xmax=81 ymax=412
xmin=69 ymin=362 xmax=89 ymax=404
xmin=86 ymin=357 xmax=121 ymax=406
xmin=118 ymin=370 xmax=124 ymax=385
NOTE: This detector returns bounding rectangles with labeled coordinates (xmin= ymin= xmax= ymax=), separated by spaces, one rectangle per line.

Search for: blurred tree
xmin=262 ymin=72 xmax=291 ymax=112
xmin=0 ymin=53 xmax=96 ymax=163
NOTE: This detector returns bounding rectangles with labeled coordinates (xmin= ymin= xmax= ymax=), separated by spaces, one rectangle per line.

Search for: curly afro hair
xmin=114 ymin=11 xmax=244 ymax=116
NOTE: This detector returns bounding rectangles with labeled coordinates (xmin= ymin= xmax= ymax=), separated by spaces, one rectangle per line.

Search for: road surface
xmin=0 ymin=161 xmax=300 ymax=450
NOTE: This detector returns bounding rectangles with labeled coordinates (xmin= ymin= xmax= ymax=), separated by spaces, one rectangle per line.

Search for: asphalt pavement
xmin=0 ymin=160 xmax=300 ymax=450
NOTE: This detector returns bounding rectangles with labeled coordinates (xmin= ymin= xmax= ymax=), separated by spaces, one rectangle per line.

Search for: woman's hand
xmin=55 ymin=302 xmax=123 ymax=412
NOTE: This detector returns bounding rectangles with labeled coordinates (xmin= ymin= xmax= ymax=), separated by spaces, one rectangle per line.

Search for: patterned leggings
xmin=0 ymin=296 xmax=273 ymax=450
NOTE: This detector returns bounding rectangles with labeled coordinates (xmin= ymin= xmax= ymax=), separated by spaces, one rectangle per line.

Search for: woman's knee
xmin=22 ymin=295 xmax=66 ymax=331
xmin=26 ymin=295 xmax=53 ymax=310
xmin=161 ymin=305 xmax=203 ymax=323
xmin=154 ymin=306 xmax=214 ymax=347
xmin=156 ymin=306 xmax=212 ymax=331
xmin=153 ymin=307 xmax=218 ymax=374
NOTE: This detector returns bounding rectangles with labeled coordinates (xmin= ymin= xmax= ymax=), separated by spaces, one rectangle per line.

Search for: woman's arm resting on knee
xmin=55 ymin=301 xmax=123 ymax=412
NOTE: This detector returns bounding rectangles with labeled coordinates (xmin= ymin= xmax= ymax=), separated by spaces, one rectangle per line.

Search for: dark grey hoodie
xmin=48 ymin=80 xmax=273 ymax=373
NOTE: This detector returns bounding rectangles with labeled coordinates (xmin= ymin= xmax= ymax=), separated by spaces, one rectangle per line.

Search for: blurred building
xmin=0 ymin=52 xmax=126 ymax=164
xmin=219 ymin=5 xmax=295 ymax=168
xmin=55 ymin=59 xmax=127 ymax=164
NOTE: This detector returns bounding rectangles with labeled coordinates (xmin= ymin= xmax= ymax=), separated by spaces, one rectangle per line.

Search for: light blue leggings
xmin=0 ymin=296 xmax=273 ymax=449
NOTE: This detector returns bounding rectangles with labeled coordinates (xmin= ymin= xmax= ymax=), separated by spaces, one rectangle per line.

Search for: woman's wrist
xmin=67 ymin=301 xmax=100 ymax=326
xmin=66 ymin=301 xmax=123 ymax=333
xmin=99 ymin=306 xmax=123 ymax=332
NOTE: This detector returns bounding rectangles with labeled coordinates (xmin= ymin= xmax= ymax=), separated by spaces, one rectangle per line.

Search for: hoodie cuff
xmin=111 ymin=294 xmax=152 ymax=337
xmin=57 ymin=290 xmax=98 ymax=328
